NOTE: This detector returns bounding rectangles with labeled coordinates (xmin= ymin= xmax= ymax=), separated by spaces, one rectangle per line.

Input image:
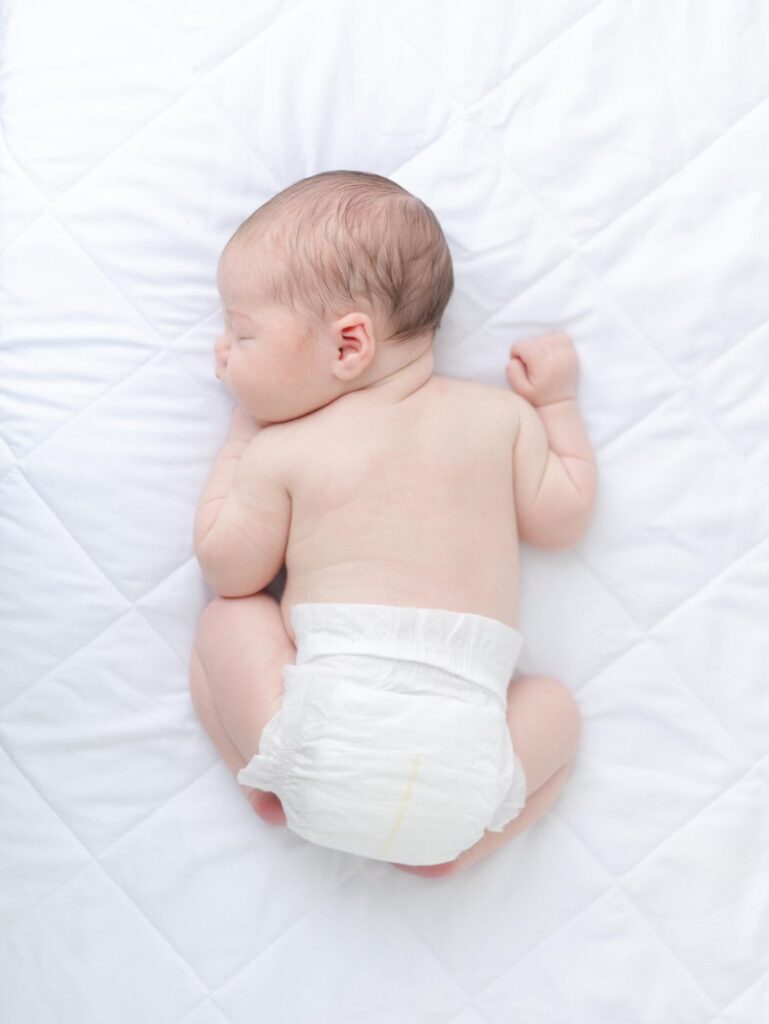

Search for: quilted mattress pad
xmin=1 ymin=2 xmax=768 ymax=1022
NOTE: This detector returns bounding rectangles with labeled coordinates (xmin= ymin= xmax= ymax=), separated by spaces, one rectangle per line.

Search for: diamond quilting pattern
xmin=2 ymin=2 xmax=767 ymax=1022
xmin=21 ymin=353 xmax=221 ymax=601
xmin=470 ymin=0 xmax=721 ymax=245
xmin=1 ymin=0 xmax=193 ymax=200
xmin=1 ymin=214 xmax=161 ymax=456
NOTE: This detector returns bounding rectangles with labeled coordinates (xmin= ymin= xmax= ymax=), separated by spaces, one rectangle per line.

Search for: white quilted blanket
xmin=2 ymin=2 xmax=768 ymax=1021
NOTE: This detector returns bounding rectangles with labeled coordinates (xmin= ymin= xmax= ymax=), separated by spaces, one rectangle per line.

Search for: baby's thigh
xmin=505 ymin=674 xmax=581 ymax=795
xmin=193 ymin=593 xmax=296 ymax=760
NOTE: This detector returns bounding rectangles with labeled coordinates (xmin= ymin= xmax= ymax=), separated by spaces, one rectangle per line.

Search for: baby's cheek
xmin=247 ymin=369 xmax=289 ymax=418
xmin=240 ymin=354 xmax=317 ymax=422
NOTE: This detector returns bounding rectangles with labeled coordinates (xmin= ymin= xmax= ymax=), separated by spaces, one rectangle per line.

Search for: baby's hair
xmin=221 ymin=170 xmax=454 ymax=343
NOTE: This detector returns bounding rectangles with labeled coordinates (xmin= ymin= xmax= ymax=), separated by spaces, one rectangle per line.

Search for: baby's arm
xmin=506 ymin=333 xmax=598 ymax=550
xmin=194 ymin=409 xmax=290 ymax=597
xmin=194 ymin=408 xmax=260 ymax=547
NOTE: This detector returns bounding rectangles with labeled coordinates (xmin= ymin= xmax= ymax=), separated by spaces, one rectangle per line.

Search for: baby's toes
xmin=248 ymin=789 xmax=287 ymax=826
xmin=391 ymin=860 xmax=459 ymax=879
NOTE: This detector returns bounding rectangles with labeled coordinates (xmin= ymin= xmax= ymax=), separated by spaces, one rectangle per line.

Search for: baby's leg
xmin=393 ymin=674 xmax=581 ymax=878
xmin=189 ymin=594 xmax=295 ymax=825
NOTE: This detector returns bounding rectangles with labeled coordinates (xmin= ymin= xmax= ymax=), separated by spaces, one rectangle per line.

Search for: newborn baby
xmin=190 ymin=170 xmax=598 ymax=878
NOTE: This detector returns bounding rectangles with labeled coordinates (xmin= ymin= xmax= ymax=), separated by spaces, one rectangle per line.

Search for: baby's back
xmin=270 ymin=375 xmax=520 ymax=644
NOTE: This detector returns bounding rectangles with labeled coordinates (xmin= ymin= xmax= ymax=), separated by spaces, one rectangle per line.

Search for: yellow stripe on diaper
xmin=378 ymin=755 xmax=422 ymax=859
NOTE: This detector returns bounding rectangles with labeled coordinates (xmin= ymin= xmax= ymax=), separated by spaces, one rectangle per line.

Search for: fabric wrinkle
xmin=237 ymin=602 xmax=527 ymax=864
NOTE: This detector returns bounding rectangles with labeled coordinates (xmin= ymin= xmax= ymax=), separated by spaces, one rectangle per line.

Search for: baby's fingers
xmin=509 ymin=336 xmax=545 ymax=363
xmin=506 ymin=355 xmax=535 ymax=398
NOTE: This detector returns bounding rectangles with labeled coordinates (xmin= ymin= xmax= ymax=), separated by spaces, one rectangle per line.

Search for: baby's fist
xmin=506 ymin=331 xmax=579 ymax=407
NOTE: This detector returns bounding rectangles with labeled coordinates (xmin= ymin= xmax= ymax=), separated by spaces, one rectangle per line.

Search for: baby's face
xmin=216 ymin=258 xmax=332 ymax=425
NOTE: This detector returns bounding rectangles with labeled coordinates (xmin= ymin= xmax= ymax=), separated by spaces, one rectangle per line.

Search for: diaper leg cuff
xmin=486 ymin=754 xmax=528 ymax=833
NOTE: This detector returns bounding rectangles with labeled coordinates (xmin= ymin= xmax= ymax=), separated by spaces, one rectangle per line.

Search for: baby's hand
xmin=505 ymin=331 xmax=579 ymax=407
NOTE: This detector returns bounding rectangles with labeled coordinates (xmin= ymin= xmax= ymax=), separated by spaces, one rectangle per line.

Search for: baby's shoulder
xmin=431 ymin=374 xmax=518 ymax=421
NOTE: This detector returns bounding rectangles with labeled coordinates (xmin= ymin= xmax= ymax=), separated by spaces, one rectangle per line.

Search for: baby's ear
xmin=330 ymin=313 xmax=376 ymax=381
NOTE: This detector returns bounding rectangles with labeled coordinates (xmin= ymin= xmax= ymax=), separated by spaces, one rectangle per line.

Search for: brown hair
xmin=221 ymin=170 xmax=454 ymax=343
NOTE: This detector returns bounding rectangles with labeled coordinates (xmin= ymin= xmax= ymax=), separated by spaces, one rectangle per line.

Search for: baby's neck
xmin=344 ymin=335 xmax=435 ymax=407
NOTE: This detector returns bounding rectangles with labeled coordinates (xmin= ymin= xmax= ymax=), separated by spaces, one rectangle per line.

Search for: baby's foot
xmin=248 ymin=789 xmax=287 ymax=826
xmin=391 ymin=860 xmax=459 ymax=879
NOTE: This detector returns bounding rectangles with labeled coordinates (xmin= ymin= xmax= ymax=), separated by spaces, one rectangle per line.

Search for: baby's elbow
xmin=520 ymin=497 xmax=595 ymax=551
xmin=194 ymin=547 xmax=219 ymax=593
xmin=200 ymin=559 xmax=267 ymax=598
xmin=195 ymin=547 xmax=247 ymax=598
xmin=558 ymin=466 xmax=598 ymax=549
xmin=206 ymin=579 xmax=263 ymax=600
xmin=558 ymin=495 xmax=597 ymax=550
xmin=533 ymin=523 xmax=585 ymax=551
xmin=553 ymin=519 xmax=591 ymax=551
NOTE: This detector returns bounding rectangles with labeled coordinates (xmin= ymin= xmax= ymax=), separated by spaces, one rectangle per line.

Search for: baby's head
xmin=215 ymin=170 xmax=454 ymax=424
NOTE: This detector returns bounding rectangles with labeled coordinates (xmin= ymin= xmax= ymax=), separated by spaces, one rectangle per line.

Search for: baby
xmin=190 ymin=170 xmax=598 ymax=878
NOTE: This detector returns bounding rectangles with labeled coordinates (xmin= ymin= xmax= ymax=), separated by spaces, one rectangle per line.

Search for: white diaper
xmin=237 ymin=602 xmax=528 ymax=866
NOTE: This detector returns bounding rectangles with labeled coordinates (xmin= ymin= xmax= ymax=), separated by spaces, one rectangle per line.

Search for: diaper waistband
xmin=289 ymin=602 xmax=523 ymax=701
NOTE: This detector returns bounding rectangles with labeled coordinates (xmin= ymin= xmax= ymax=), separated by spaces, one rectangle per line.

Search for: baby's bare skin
xmin=191 ymin=254 xmax=597 ymax=876
xmin=201 ymin=331 xmax=597 ymax=640
xmin=273 ymin=371 xmax=521 ymax=643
